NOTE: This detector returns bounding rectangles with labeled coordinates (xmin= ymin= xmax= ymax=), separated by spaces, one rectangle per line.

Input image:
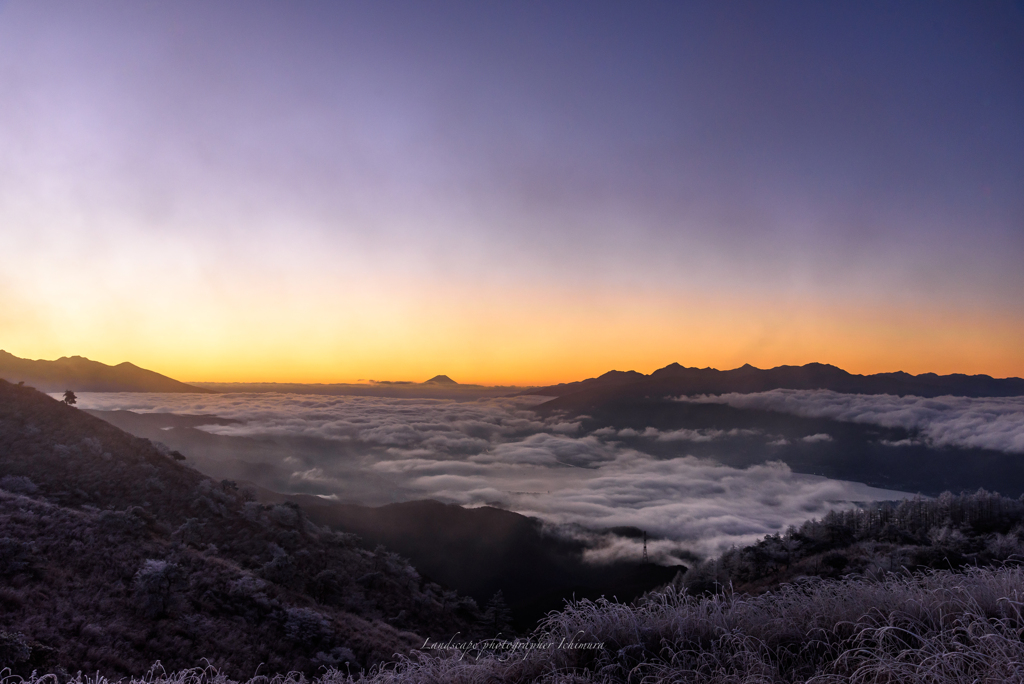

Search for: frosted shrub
xmin=81 ymin=437 xmax=103 ymax=455
xmin=241 ymin=501 xmax=264 ymax=522
xmin=133 ymin=559 xmax=180 ymax=619
xmin=986 ymin=532 xmax=1024 ymax=557
xmin=0 ymin=537 xmax=32 ymax=575
xmin=0 ymin=475 xmax=37 ymax=494
xmin=228 ymin=576 xmax=268 ymax=598
xmin=927 ymin=525 xmax=969 ymax=550
xmin=269 ymin=504 xmax=299 ymax=528
xmin=0 ymin=630 xmax=32 ymax=670
xmin=283 ymin=607 xmax=333 ymax=644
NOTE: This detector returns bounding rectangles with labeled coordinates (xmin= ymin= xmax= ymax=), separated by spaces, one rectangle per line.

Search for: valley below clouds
xmin=74 ymin=391 xmax=916 ymax=560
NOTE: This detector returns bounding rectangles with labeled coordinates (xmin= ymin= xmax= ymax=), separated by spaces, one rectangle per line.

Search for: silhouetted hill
xmin=0 ymin=351 xmax=214 ymax=393
xmin=0 ymin=380 xmax=477 ymax=679
xmin=530 ymin=362 xmax=1024 ymax=408
xmin=422 ymin=375 xmax=457 ymax=385
xmin=523 ymin=369 xmax=647 ymax=397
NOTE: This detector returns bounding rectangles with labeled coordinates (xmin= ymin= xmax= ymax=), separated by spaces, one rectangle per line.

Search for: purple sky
xmin=2 ymin=1 xmax=1022 ymax=383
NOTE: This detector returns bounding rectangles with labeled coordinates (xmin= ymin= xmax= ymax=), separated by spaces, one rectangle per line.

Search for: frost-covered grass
xmin=13 ymin=564 xmax=1024 ymax=684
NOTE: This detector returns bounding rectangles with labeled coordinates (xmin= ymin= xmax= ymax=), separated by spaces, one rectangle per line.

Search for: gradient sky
xmin=2 ymin=1 xmax=1022 ymax=385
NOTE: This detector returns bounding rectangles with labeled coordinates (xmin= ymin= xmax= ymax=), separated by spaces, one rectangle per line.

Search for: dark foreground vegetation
xmin=681 ymin=488 xmax=1024 ymax=595
xmin=8 ymin=565 xmax=1024 ymax=683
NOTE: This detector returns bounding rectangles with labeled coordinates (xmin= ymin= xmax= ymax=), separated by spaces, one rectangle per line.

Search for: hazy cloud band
xmin=678 ymin=390 xmax=1024 ymax=454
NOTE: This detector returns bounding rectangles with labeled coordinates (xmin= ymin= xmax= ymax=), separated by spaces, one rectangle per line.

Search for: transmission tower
xmin=642 ymin=531 xmax=648 ymax=564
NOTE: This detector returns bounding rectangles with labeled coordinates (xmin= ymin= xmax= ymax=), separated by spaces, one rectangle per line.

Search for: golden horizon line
xmin=5 ymin=350 xmax=1024 ymax=385
xmin=181 ymin=359 xmax=1024 ymax=387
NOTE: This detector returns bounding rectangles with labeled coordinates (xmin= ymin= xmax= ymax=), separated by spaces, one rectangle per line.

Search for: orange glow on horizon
xmin=6 ymin=287 xmax=1023 ymax=387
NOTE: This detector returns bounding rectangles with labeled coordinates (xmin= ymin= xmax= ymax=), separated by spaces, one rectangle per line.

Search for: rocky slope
xmin=0 ymin=380 xmax=476 ymax=679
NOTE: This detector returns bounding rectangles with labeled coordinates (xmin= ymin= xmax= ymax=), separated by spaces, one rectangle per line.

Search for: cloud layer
xmin=679 ymin=390 xmax=1024 ymax=454
xmin=74 ymin=392 xmax=908 ymax=558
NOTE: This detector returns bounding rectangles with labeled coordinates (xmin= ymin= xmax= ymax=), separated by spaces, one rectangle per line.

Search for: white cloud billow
xmin=597 ymin=426 xmax=759 ymax=442
xmin=71 ymin=391 xmax=908 ymax=557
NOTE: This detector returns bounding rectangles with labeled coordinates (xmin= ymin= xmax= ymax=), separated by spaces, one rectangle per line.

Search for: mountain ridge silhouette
xmin=0 ymin=350 xmax=214 ymax=393
xmin=526 ymin=361 xmax=1024 ymax=406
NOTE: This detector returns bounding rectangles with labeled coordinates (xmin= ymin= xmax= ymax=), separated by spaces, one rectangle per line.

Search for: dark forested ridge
xmin=0 ymin=380 xmax=481 ymax=678
xmin=0 ymin=351 xmax=214 ymax=393
xmin=528 ymin=362 xmax=1024 ymax=404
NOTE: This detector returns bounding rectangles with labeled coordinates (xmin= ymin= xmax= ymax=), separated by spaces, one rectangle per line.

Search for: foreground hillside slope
xmin=0 ymin=380 xmax=476 ymax=678
xmin=13 ymin=565 xmax=1024 ymax=683
xmin=0 ymin=350 xmax=214 ymax=393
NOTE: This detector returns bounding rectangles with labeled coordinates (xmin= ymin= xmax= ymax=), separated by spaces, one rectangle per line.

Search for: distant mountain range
xmin=5 ymin=350 xmax=1022 ymax=401
xmin=0 ymin=350 xmax=214 ymax=393
xmin=528 ymin=362 xmax=1024 ymax=406
xmin=0 ymin=349 xmax=504 ymax=398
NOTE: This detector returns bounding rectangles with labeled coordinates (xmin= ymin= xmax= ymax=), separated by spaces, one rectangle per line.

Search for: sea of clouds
xmin=73 ymin=392 xmax=909 ymax=560
xmin=678 ymin=390 xmax=1024 ymax=454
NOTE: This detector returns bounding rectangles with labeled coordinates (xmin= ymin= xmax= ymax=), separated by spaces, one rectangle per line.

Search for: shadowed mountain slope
xmin=0 ymin=351 xmax=214 ymax=393
xmin=272 ymin=497 xmax=680 ymax=630
xmin=0 ymin=380 xmax=477 ymax=679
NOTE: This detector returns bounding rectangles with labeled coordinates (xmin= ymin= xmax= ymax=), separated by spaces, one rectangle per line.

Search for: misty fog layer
xmin=679 ymin=390 xmax=1024 ymax=453
xmin=72 ymin=392 xmax=909 ymax=559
